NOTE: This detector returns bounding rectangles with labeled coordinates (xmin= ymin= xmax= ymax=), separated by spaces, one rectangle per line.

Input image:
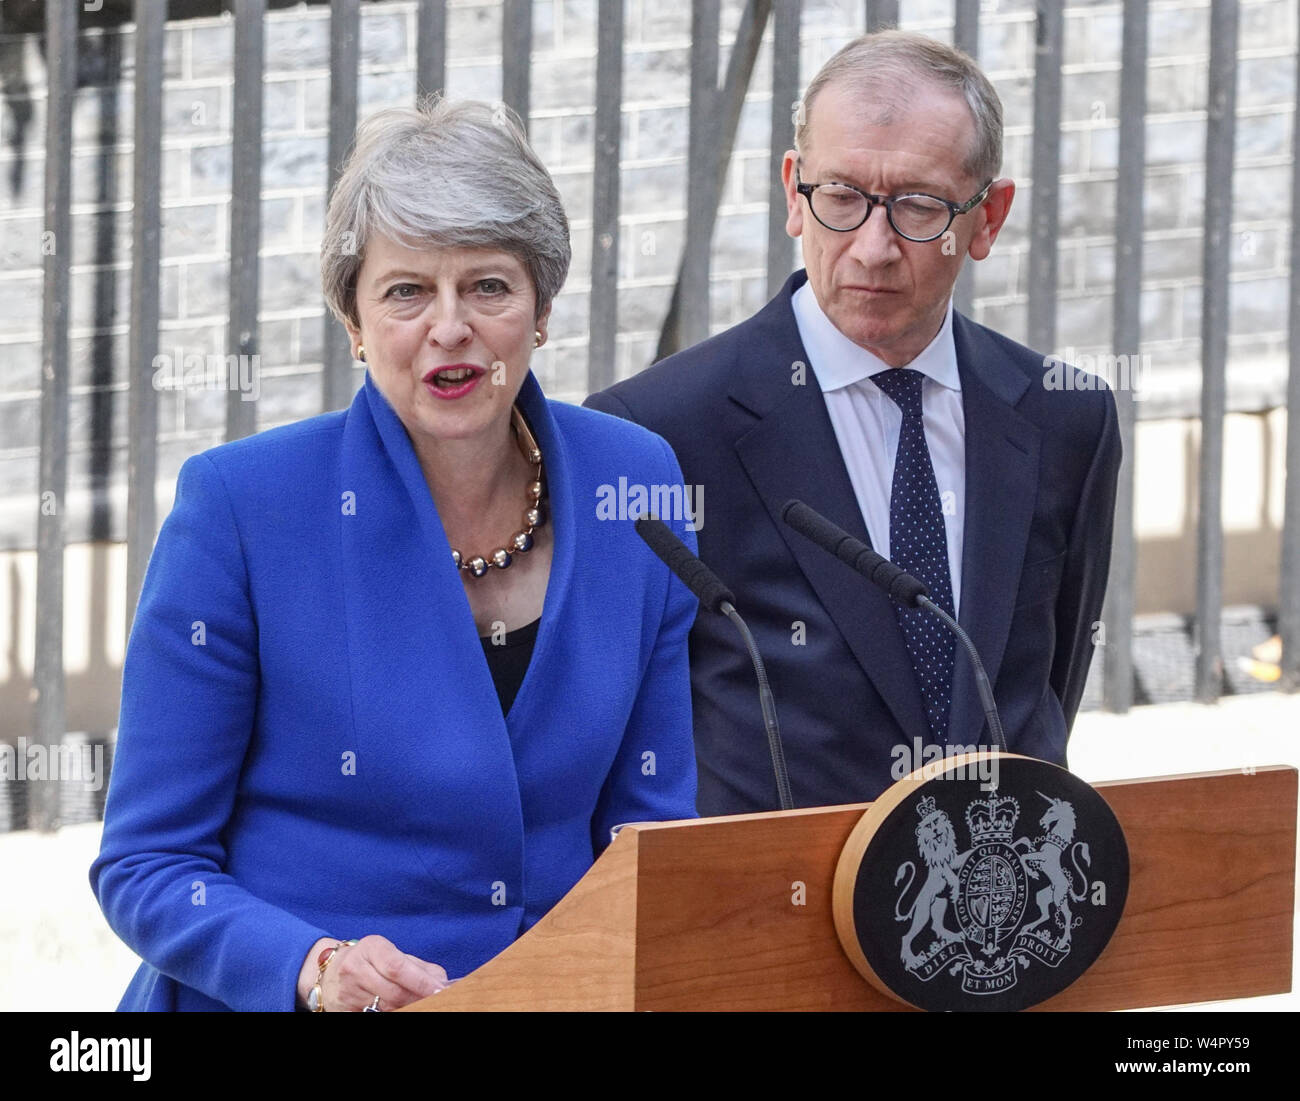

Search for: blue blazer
xmin=586 ymin=270 xmax=1121 ymax=815
xmin=91 ymin=371 xmax=698 ymax=1011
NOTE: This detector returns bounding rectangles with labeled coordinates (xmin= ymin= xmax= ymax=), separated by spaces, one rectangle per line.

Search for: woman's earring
xmin=534 ymin=331 xmax=543 ymax=348
xmin=357 ymin=345 xmax=366 ymax=363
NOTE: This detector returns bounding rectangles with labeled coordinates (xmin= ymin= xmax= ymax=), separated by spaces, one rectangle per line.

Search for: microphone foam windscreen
xmin=635 ymin=516 xmax=735 ymax=614
xmin=888 ymin=571 xmax=929 ymax=608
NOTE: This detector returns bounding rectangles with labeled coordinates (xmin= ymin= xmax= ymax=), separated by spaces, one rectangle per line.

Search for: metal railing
xmin=13 ymin=0 xmax=1300 ymax=832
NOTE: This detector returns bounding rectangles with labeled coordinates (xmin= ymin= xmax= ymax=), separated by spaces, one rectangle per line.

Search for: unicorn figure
xmin=1013 ymin=792 xmax=1091 ymax=948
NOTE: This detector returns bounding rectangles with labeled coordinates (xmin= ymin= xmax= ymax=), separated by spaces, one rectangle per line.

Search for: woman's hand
xmin=297 ymin=935 xmax=450 ymax=1011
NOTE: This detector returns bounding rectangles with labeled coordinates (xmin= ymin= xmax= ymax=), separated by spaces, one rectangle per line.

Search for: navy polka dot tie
xmin=870 ymin=368 xmax=956 ymax=742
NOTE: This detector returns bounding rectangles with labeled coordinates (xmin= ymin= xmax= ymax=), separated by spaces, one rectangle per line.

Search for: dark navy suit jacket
xmin=586 ymin=270 xmax=1120 ymax=815
xmin=91 ymin=370 xmax=698 ymax=1010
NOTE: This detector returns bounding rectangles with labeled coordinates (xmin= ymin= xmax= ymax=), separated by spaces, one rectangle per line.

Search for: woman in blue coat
xmin=90 ymin=97 xmax=699 ymax=1012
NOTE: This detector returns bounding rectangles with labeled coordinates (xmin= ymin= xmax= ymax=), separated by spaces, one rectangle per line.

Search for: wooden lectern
xmin=402 ymin=766 xmax=1296 ymax=1011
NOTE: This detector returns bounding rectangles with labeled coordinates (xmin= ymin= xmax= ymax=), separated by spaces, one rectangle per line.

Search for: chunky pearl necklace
xmin=450 ymin=406 xmax=545 ymax=579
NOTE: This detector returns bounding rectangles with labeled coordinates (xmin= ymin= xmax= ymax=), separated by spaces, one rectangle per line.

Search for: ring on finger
xmin=363 ymin=994 xmax=382 ymax=1013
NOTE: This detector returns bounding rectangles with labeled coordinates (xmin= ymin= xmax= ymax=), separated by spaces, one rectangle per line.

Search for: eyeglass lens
xmin=810 ymin=184 xmax=952 ymax=239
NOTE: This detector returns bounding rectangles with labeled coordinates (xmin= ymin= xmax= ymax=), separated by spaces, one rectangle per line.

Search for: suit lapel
xmin=491 ymin=372 xmax=573 ymax=726
xmin=949 ymin=313 xmax=1040 ymax=745
xmin=337 ymin=374 xmax=523 ymax=855
xmin=732 ymin=274 xmax=931 ymax=745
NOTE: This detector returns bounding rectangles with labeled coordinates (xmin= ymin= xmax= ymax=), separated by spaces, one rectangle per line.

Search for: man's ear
xmin=967 ymin=178 xmax=1015 ymax=262
xmin=781 ymin=150 xmax=804 ymax=239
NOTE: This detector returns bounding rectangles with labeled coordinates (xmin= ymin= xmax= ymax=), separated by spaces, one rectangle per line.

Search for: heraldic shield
xmin=833 ymin=753 xmax=1130 ymax=1011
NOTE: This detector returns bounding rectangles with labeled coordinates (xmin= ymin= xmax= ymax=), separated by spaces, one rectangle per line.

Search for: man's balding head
xmin=795 ymin=30 xmax=1004 ymax=186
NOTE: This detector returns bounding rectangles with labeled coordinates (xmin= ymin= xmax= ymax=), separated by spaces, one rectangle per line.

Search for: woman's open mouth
xmin=423 ymin=365 xmax=485 ymax=400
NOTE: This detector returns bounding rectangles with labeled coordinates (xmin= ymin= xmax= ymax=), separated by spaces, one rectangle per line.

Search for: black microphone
xmin=635 ymin=517 xmax=794 ymax=811
xmin=634 ymin=515 xmax=734 ymax=613
xmin=782 ymin=500 xmax=928 ymax=608
xmin=780 ymin=499 xmax=1007 ymax=752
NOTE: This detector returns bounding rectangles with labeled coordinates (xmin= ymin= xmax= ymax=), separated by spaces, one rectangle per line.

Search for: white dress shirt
xmin=792 ymin=281 xmax=967 ymax=617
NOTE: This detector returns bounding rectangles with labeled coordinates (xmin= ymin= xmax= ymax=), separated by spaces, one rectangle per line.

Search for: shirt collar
xmin=792 ymin=280 xmax=962 ymax=394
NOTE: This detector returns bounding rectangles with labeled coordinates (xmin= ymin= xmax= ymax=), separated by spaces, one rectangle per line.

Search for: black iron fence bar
xmin=1195 ymin=0 xmax=1239 ymax=703
xmin=32 ymin=0 xmax=77 ymax=834
xmin=679 ymin=0 xmax=723 ymax=353
xmin=717 ymin=0 xmax=772 ymax=167
xmin=226 ymin=0 xmax=266 ymax=444
xmin=1102 ymin=0 xmax=1149 ymax=713
xmin=124 ymin=0 xmax=165 ymax=645
xmin=953 ymin=0 xmax=979 ymax=54
xmin=659 ymin=0 xmax=772 ymax=360
xmin=951 ymin=0 xmax=979 ymax=318
xmin=586 ymin=0 xmax=624 ymax=394
xmin=766 ymin=0 xmax=801 ymax=299
xmin=321 ymin=0 xmax=360 ymax=413
xmin=865 ymin=0 xmax=899 ymax=32
xmin=502 ymin=0 xmax=532 ymax=132
xmin=415 ymin=0 xmax=447 ymax=98
xmin=1283 ymin=32 xmax=1300 ymax=693
xmin=1026 ymin=0 xmax=1062 ymax=356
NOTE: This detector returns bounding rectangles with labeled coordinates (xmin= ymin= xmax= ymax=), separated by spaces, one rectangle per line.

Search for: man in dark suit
xmin=586 ymin=31 xmax=1121 ymax=815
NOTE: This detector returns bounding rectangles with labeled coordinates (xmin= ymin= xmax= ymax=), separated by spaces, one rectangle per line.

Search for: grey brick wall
xmin=0 ymin=0 xmax=1295 ymax=549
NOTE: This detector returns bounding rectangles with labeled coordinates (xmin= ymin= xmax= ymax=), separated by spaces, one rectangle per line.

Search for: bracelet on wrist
xmin=307 ymin=939 xmax=358 ymax=1013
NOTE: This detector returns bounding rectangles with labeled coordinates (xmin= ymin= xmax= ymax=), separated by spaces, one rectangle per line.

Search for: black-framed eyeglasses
xmin=795 ymin=166 xmax=993 ymax=243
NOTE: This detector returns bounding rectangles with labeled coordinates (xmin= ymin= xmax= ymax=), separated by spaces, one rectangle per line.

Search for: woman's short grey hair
xmin=794 ymin=31 xmax=1003 ymax=184
xmin=321 ymin=96 xmax=571 ymax=326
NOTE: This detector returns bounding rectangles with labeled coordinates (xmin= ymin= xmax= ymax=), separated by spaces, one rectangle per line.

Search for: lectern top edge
xmin=619 ymin=764 xmax=1300 ymax=832
xmin=621 ymin=802 xmax=874 ymax=834
xmin=1088 ymin=763 xmax=1297 ymax=788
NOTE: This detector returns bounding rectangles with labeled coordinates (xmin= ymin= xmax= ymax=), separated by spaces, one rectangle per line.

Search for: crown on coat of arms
xmin=913 ymin=793 xmax=946 ymax=835
xmin=965 ymin=792 xmax=1020 ymax=844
